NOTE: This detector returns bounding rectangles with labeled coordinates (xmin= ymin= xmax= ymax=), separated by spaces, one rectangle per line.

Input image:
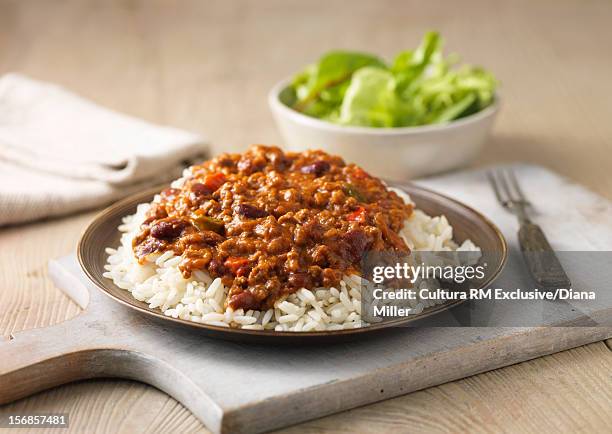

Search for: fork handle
xmin=518 ymin=222 xmax=571 ymax=289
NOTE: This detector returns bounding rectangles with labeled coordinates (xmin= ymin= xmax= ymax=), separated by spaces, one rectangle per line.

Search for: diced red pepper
xmin=235 ymin=266 xmax=250 ymax=277
xmin=203 ymin=173 xmax=227 ymax=191
xmin=347 ymin=206 xmax=367 ymax=223
xmin=224 ymin=256 xmax=250 ymax=276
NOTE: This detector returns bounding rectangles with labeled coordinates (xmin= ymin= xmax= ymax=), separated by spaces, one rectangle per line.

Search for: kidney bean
xmin=235 ymin=203 xmax=268 ymax=218
xmin=237 ymin=158 xmax=264 ymax=174
xmin=229 ymin=291 xmax=258 ymax=310
xmin=190 ymin=182 xmax=214 ymax=196
xmin=287 ymin=272 xmax=311 ymax=289
xmin=342 ymin=229 xmax=370 ymax=262
xmin=150 ymin=220 xmax=185 ymax=240
xmin=207 ymin=258 xmax=226 ymax=276
xmin=135 ymin=238 xmax=163 ymax=257
xmin=301 ymin=160 xmax=330 ymax=176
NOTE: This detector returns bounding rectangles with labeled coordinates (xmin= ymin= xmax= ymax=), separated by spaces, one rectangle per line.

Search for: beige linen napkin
xmin=0 ymin=74 xmax=207 ymax=226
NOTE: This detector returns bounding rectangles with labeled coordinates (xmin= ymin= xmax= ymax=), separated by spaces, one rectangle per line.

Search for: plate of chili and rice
xmin=79 ymin=145 xmax=506 ymax=342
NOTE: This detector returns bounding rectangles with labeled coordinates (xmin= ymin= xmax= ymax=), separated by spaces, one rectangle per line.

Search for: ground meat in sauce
xmin=132 ymin=145 xmax=413 ymax=311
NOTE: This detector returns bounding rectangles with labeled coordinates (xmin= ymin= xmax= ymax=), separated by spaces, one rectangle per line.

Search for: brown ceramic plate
xmin=78 ymin=183 xmax=507 ymax=344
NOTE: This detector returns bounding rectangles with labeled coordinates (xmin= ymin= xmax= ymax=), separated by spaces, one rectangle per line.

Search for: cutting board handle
xmin=0 ymin=258 xmax=105 ymax=404
xmin=0 ymin=318 xmax=106 ymax=404
xmin=0 ymin=258 xmax=205 ymax=410
xmin=0 ymin=318 xmax=217 ymax=431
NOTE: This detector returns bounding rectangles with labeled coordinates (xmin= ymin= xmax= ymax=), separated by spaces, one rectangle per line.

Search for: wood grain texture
xmin=277 ymin=342 xmax=612 ymax=434
xmin=0 ymin=212 xmax=90 ymax=338
xmin=1 ymin=342 xmax=610 ymax=434
xmin=1 ymin=0 xmax=611 ymax=432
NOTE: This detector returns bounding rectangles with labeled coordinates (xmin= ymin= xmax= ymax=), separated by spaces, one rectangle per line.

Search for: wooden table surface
xmin=1 ymin=0 xmax=611 ymax=432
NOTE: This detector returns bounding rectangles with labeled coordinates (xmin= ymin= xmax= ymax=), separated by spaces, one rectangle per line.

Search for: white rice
xmin=103 ymin=186 xmax=479 ymax=331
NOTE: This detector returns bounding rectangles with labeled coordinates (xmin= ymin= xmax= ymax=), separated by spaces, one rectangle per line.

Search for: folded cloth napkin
xmin=0 ymin=74 xmax=208 ymax=226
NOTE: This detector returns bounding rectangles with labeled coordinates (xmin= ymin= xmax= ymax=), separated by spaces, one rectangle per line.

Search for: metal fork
xmin=488 ymin=169 xmax=571 ymax=289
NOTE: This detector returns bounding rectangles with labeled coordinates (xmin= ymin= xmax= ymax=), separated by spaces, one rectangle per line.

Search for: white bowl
xmin=268 ymin=79 xmax=499 ymax=180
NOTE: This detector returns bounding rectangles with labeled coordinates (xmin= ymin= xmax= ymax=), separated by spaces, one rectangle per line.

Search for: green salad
xmin=283 ymin=32 xmax=497 ymax=128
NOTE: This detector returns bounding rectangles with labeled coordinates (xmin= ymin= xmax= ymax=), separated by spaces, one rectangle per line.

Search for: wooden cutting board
xmin=1 ymin=164 xmax=611 ymax=434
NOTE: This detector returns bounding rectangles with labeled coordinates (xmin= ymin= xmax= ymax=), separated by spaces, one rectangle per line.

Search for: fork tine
xmin=487 ymin=171 xmax=507 ymax=205
xmin=496 ymin=169 xmax=517 ymax=203
xmin=506 ymin=169 xmax=530 ymax=204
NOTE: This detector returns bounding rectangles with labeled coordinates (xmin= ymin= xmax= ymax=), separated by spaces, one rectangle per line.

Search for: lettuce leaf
xmin=339 ymin=67 xmax=413 ymax=127
xmin=393 ymin=31 xmax=442 ymax=95
xmin=291 ymin=51 xmax=386 ymax=114
xmin=339 ymin=67 xmax=396 ymax=127
xmin=286 ymin=32 xmax=497 ymax=128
